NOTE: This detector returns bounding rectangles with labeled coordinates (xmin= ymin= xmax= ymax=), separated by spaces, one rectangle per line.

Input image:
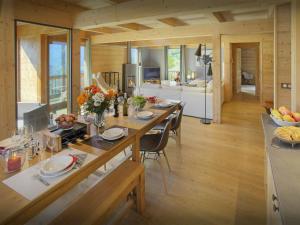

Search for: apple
xmin=292 ymin=112 xmax=300 ymax=122
xmin=278 ymin=106 xmax=291 ymax=115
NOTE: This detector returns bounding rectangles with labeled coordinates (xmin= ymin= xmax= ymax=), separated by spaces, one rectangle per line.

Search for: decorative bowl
xmin=55 ymin=114 xmax=76 ymax=130
xmin=270 ymin=115 xmax=300 ymax=127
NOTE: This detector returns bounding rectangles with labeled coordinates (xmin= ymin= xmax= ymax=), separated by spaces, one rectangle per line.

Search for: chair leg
xmin=176 ymin=126 xmax=182 ymax=146
xmin=156 ymin=157 xmax=168 ymax=194
xmin=162 ymin=149 xmax=171 ymax=172
xmin=141 ymin=152 xmax=146 ymax=163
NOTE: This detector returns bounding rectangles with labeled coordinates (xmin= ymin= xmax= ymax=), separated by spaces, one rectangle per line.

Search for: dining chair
xmin=153 ymin=102 xmax=185 ymax=145
xmin=140 ymin=119 xmax=172 ymax=193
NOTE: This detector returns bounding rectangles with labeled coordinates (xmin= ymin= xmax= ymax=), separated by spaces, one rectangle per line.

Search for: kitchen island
xmin=262 ymin=113 xmax=300 ymax=225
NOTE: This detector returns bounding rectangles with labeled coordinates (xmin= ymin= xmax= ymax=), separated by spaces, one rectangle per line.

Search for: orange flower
xmin=107 ymin=89 xmax=115 ymax=98
xmin=77 ymin=93 xmax=88 ymax=106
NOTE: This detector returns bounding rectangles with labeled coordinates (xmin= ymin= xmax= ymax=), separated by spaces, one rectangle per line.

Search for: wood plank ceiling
xmin=58 ymin=0 xmax=274 ymax=36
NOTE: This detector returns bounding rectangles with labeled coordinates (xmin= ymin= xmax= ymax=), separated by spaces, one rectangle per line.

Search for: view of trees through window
xmin=167 ymin=47 xmax=181 ymax=81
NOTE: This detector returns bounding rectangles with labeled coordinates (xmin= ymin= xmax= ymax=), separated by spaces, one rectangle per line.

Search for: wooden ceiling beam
xmin=158 ymin=17 xmax=188 ymax=26
xmin=130 ymin=36 xmax=212 ymax=47
xmin=91 ymin=19 xmax=273 ymax=44
xmin=109 ymin=0 xmax=133 ymax=3
xmin=73 ymin=0 xmax=289 ymax=29
xmin=86 ymin=27 xmax=126 ymax=34
xmin=212 ymin=11 xmax=234 ymax=22
xmin=118 ymin=23 xmax=152 ymax=30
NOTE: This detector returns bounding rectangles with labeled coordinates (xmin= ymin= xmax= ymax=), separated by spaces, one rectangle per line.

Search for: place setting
xmin=135 ymin=111 xmax=155 ymax=120
xmin=2 ymin=148 xmax=96 ymax=200
xmin=81 ymin=126 xmax=133 ymax=150
xmin=151 ymin=99 xmax=178 ymax=109
xmin=36 ymin=153 xmax=88 ymax=185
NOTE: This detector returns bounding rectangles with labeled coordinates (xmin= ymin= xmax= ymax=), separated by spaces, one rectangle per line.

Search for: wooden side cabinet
xmin=266 ymin=155 xmax=283 ymax=225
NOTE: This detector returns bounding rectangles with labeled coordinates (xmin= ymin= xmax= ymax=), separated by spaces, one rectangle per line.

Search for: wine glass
xmin=47 ymin=136 xmax=56 ymax=157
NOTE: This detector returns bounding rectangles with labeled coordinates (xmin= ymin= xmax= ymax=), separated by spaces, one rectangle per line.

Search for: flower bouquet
xmin=77 ymin=85 xmax=115 ymax=127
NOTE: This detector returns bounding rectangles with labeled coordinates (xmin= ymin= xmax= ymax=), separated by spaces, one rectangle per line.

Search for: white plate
xmin=155 ymin=102 xmax=172 ymax=108
xmin=41 ymin=155 xmax=74 ymax=175
xmin=270 ymin=115 xmax=300 ymax=127
xmin=102 ymin=128 xmax=124 ymax=140
xmin=39 ymin=162 xmax=76 ymax=178
xmin=137 ymin=111 xmax=154 ymax=119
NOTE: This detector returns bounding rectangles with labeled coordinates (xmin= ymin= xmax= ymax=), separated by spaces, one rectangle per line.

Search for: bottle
xmin=123 ymin=93 xmax=128 ymax=116
xmin=113 ymin=94 xmax=119 ymax=117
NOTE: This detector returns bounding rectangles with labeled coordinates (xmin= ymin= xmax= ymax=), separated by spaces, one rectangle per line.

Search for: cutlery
xmin=34 ymin=174 xmax=50 ymax=186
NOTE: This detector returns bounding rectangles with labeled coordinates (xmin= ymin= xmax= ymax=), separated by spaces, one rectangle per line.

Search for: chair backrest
xmin=154 ymin=119 xmax=172 ymax=152
xmin=172 ymin=103 xmax=185 ymax=131
xmin=23 ymin=104 xmax=48 ymax=132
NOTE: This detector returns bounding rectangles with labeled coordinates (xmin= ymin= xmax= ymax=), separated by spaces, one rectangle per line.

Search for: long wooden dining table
xmin=0 ymin=102 xmax=179 ymax=225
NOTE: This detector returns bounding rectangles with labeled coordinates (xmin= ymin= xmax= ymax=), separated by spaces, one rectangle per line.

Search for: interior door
xmin=236 ymin=48 xmax=242 ymax=93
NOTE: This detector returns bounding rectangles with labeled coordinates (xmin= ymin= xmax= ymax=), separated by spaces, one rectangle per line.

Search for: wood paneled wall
xmin=274 ymin=3 xmax=291 ymax=108
xmin=18 ymin=35 xmax=41 ymax=103
xmin=0 ymin=0 xmax=16 ymax=140
xmin=0 ymin=0 xmax=74 ymax=140
xmin=91 ymin=45 xmax=127 ymax=87
xmin=222 ymin=34 xmax=274 ymax=104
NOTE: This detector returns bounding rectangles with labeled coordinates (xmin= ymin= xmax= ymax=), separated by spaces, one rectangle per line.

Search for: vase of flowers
xmin=77 ymin=85 xmax=115 ymax=128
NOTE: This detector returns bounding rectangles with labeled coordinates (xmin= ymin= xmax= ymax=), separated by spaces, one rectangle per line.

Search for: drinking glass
xmin=47 ymin=136 xmax=56 ymax=157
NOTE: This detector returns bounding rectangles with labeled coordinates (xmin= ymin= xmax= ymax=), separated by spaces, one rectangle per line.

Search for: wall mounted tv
xmin=143 ymin=67 xmax=160 ymax=80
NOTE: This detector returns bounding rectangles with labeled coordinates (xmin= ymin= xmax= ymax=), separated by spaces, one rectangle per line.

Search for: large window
xmin=80 ymin=40 xmax=92 ymax=90
xmin=167 ymin=47 xmax=181 ymax=81
xmin=16 ymin=21 xmax=71 ymax=129
xmin=48 ymin=36 xmax=69 ymax=115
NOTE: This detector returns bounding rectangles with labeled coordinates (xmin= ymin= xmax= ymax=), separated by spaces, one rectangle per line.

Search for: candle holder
xmin=0 ymin=147 xmax=26 ymax=173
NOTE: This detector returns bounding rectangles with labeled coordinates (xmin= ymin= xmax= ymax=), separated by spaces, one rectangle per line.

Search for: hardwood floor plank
xmin=116 ymin=97 xmax=266 ymax=225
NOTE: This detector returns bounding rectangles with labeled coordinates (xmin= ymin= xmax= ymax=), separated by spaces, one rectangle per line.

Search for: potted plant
xmin=131 ymin=96 xmax=147 ymax=111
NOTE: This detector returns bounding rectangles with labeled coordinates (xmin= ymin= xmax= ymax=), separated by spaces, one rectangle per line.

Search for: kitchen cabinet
xmin=266 ymin=155 xmax=283 ymax=225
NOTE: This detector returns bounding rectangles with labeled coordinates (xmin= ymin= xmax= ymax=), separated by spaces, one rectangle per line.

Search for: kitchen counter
xmin=262 ymin=113 xmax=300 ymax=225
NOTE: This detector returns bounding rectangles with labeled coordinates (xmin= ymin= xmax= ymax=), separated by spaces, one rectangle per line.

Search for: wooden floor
xmin=117 ymin=95 xmax=266 ymax=225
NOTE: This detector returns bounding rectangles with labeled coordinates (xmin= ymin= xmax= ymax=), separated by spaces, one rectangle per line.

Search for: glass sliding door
xmin=48 ymin=34 xmax=70 ymax=115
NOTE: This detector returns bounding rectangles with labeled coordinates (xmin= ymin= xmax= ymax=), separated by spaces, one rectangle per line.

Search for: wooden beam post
xmin=71 ymin=29 xmax=81 ymax=114
xmin=212 ymin=34 xmax=222 ymax=123
xmin=0 ymin=0 xmax=16 ymax=140
xmin=291 ymin=0 xmax=300 ymax=111
xmin=40 ymin=34 xmax=49 ymax=105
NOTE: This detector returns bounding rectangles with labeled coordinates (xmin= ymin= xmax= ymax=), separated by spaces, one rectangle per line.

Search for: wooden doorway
xmin=231 ymin=43 xmax=260 ymax=99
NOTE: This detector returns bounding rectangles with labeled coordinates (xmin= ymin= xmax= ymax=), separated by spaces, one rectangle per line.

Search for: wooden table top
xmin=0 ymin=102 xmax=179 ymax=225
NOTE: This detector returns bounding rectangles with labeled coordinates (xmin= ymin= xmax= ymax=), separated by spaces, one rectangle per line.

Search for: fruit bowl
xmin=55 ymin=114 xmax=77 ymax=130
xmin=270 ymin=115 xmax=300 ymax=127
xmin=274 ymin=126 xmax=300 ymax=146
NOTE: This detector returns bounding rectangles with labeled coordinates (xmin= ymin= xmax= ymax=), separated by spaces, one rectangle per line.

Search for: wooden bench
xmin=50 ymin=160 xmax=145 ymax=225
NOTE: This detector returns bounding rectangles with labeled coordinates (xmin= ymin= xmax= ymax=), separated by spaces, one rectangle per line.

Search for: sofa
xmin=136 ymin=82 xmax=213 ymax=119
